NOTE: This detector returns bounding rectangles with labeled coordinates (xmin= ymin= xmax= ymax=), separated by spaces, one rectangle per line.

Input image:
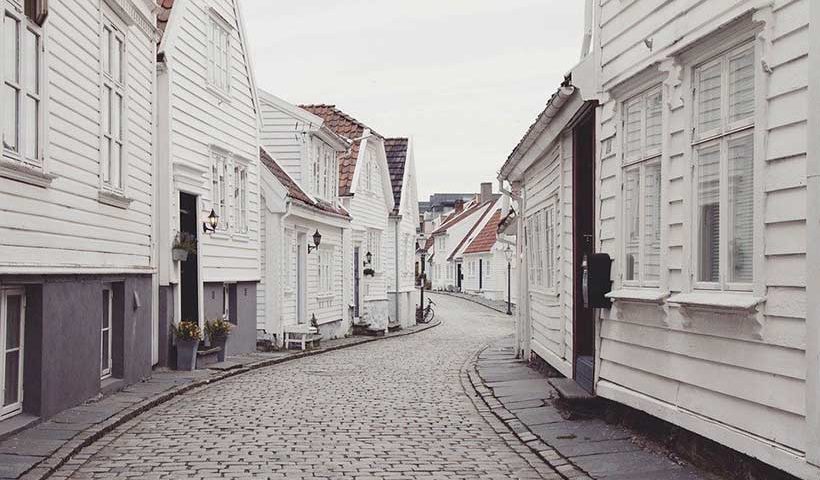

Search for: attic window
xmin=207 ymin=11 xmax=231 ymax=97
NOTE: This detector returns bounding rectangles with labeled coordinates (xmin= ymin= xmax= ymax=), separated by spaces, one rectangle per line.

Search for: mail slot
xmin=587 ymin=253 xmax=612 ymax=309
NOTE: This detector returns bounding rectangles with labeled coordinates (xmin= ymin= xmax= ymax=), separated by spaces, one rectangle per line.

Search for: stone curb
xmin=22 ymin=318 xmax=442 ymax=480
xmin=457 ymin=346 xmax=563 ymax=480
xmin=430 ymin=290 xmax=516 ymax=316
xmin=464 ymin=344 xmax=593 ymax=480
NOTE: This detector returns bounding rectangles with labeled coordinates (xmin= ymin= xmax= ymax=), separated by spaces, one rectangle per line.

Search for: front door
xmin=1 ymin=288 xmax=25 ymax=420
xmin=297 ymin=233 xmax=307 ymax=323
xmin=179 ymin=192 xmax=200 ymax=325
xmin=353 ymin=247 xmax=361 ymax=319
xmin=479 ymin=259 xmax=483 ymax=290
xmin=457 ymin=263 xmax=462 ymax=290
xmin=572 ymin=108 xmax=596 ymax=394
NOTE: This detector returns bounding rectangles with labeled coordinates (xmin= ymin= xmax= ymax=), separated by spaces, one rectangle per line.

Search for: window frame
xmin=233 ymin=160 xmax=249 ymax=235
xmin=317 ymin=247 xmax=333 ymax=294
xmin=690 ymin=41 xmax=757 ymax=292
xmin=206 ymin=10 xmax=231 ymax=98
xmin=99 ymin=9 xmax=127 ymax=194
xmin=544 ymin=197 xmax=558 ymax=292
xmin=211 ymin=148 xmax=230 ymax=232
xmin=0 ymin=286 xmax=26 ymax=419
xmin=1 ymin=2 xmax=44 ymax=170
xmin=100 ymin=286 xmax=113 ymax=379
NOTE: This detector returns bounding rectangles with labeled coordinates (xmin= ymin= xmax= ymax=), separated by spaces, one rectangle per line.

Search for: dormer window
xmin=312 ymin=138 xmax=337 ymax=200
xmin=207 ymin=11 xmax=231 ymax=97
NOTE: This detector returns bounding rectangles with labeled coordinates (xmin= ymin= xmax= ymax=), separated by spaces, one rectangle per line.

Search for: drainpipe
xmin=394 ymin=216 xmax=400 ymax=327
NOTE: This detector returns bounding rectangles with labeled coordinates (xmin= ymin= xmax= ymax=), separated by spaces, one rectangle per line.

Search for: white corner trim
xmin=667 ymin=292 xmax=765 ymax=312
xmin=606 ymin=288 xmax=670 ymax=304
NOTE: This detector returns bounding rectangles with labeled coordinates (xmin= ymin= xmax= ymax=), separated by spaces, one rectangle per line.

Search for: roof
xmin=259 ymin=148 xmax=350 ymax=219
xmin=384 ymin=138 xmax=409 ymax=212
xmin=157 ymin=0 xmax=174 ymax=41
xmin=464 ymin=210 xmax=503 ymax=255
xmin=431 ymin=201 xmax=487 ymax=236
xmin=300 ymin=105 xmax=382 ymax=196
xmin=447 ymin=202 xmax=496 ymax=261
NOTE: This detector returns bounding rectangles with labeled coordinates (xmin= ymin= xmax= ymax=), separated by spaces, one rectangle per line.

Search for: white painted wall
xmin=0 ymin=0 xmax=156 ymax=274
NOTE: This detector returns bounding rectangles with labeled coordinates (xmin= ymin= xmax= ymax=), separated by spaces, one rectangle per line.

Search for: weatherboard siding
xmin=258 ymin=100 xmax=306 ymax=184
xmin=166 ymin=0 xmax=260 ymax=282
xmin=0 ymin=0 xmax=156 ymax=272
xmin=594 ymin=0 xmax=813 ymax=474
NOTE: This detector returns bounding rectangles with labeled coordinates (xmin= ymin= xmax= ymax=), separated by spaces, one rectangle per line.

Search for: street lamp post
xmin=504 ymin=244 xmax=513 ymax=316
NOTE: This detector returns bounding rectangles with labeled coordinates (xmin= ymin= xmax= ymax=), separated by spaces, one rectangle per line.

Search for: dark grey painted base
xmin=1 ymin=273 xmax=152 ymax=421
xmin=202 ymin=281 xmax=257 ymax=356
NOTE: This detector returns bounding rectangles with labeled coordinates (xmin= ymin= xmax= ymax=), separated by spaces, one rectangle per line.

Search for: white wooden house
xmin=385 ymin=138 xmax=420 ymax=329
xmin=461 ymin=207 xmax=519 ymax=305
xmin=301 ymin=105 xmax=395 ymax=334
xmin=0 ymin=0 xmax=158 ymax=422
xmin=501 ymin=1 xmax=820 ymax=478
xmin=257 ymin=92 xmax=353 ymax=342
xmin=155 ymin=0 xmax=261 ymax=362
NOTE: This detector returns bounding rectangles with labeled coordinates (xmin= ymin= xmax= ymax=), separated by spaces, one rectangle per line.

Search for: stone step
xmin=195 ymin=346 xmax=222 ymax=369
xmin=549 ymin=378 xmax=596 ymax=402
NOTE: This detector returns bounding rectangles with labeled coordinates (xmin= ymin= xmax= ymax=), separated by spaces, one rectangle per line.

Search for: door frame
xmin=175 ymin=191 xmax=205 ymax=332
xmin=296 ymin=232 xmax=308 ymax=323
xmin=0 ymin=287 xmax=26 ymax=420
xmin=353 ymin=246 xmax=361 ymax=319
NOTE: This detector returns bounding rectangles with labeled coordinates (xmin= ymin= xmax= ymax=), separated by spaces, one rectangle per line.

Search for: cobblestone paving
xmin=51 ymin=294 xmax=558 ymax=480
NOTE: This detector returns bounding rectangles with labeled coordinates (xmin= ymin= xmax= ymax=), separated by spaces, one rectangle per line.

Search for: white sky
xmin=243 ymin=1 xmax=585 ymax=200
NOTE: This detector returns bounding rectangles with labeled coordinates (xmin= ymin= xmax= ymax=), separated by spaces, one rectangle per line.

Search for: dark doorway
xmin=572 ymin=107 xmax=596 ymax=394
xmin=478 ymin=259 xmax=483 ymax=290
xmin=353 ymin=247 xmax=361 ymax=319
xmin=179 ymin=192 xmax=199 ymax=324
xmin=456 ymin=263 xmax=462 ymax=291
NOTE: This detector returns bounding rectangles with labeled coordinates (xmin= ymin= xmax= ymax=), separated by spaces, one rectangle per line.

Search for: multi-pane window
xmin=211 ymin=151 xmax=228 ymax=231
xmin=207 ymin=15 xmax=230 ymax=95
xmin=366 ymin=230 xmax=381 ymax=270
xmin=692 ymin=42 xmax=755 ymax=288
xmin=365 ymin=151 xmax=374 ymax=192
xmin=2 ymin=5 xmax=41 ymax=167
xmin=1 ymin=287 xmax=25 ymax=419
xmin=101 ymin=287 xmax=112 ymax=379
xmin=544 ymin=203 xmax=556 ymax=290
xmin=312 ymin=139 xmax=337 ymax=200
xmin=101 ymin=19 xmax=125 ymax=190
xmin=622 ymin=86 xmax=663 ymax=286
xmin=526 ymin=211 xmax=544 ymax=288
xmin=233 ymin=164 xmax=248 ymax=234
xmin=318 ymin=248 xmax=333 ymax=293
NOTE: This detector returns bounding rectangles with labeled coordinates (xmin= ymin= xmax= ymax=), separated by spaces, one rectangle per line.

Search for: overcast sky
xmin=243 ymin=1 xmax=585 ymax=200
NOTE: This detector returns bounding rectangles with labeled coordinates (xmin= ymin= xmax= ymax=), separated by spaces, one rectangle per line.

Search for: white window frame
xmin=100 ymin=285 xmax=113 ymax=379
xmin=366 ymin=230 xmax=381 ymax=271
xmin=690 ymin=41 xmax=756 ymax=292
xmin=1 ymin=2 xmax=44 ymax=169
xmin=0 ymin=287 xmax=25 ymax=419
xmin=207 ymin=10 xmax=231 ymax=98
xmin=317 ymin=247 xmax=334 ymax=294
xmin=211 ymin=149 xmax=229 ymax=232
xmin=222 ymin=283 xmax=231 ymax=321
xmin=100 ymin=9 xmax=127 ymax=193
xmin=233 ymin=161 xmax=248 ymax=235
xmin=526 ymin=210 xmax=544 ymax=290
xmin=544 ymin=198 xmax=558 ymax=292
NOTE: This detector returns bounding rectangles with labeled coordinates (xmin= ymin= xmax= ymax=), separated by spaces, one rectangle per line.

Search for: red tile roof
xmin=447 ymin=203 xmax=495 ymax=261
xmin=259 ymin=148 xmax=350 ymax=219
xmin=463 ymin=210 xmax=502 ymax=254
xmin=299 ymin=105 xmax=382 ymax=197
xmin=157 ymin=0 xmax=174 ymax=41
xmin=384 ymin=138 xmax=408 ymax=212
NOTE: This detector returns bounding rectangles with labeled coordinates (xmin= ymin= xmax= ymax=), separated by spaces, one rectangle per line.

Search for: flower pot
xmin=211 ymin=334 xmax=228 ymax=362
xmin=176 ymin=338 xmax=198 ymax=371
xmin=172 ymin=248 xmax=189 ymax=262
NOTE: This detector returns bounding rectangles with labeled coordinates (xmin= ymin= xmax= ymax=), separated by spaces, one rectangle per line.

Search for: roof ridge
xmin=299 ymin=104 xmax=377 ymax=138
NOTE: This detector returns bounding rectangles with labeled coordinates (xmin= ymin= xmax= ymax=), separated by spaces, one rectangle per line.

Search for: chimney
xmin=453 ymin=199 xmax=464 ymax=214
xmin=480 ymin=182 xmax=493 ymax=204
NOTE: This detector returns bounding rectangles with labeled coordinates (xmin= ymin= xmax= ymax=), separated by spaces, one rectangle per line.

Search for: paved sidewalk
xmin=432 ymin=289 xmax=517 ymax=315
xmin=471 ymin=337 xmax=719 ymax=480
xmin=0 ymin=321 xmax=439 ymax=480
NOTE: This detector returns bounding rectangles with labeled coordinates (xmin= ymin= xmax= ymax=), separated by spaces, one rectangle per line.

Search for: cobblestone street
xmin=50 ymin=294 xmax=558 ymax=480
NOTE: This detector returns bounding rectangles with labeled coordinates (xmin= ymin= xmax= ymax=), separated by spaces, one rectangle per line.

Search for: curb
xmin=24 ymin=318 xmax=442 ymax=480
xmin=430 ymin=290 xmax=516 ymax=316
xmin=464 ymin=344 xmax=593 ymax=480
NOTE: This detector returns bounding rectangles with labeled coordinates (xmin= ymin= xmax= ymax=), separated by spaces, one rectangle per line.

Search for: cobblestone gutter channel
xmin=7 ymin=320 xmax=441 ymax=480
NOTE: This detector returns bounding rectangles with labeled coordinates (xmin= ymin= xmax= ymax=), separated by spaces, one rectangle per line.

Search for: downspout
xmin=394 ymin=216 xmax=400 ymax=327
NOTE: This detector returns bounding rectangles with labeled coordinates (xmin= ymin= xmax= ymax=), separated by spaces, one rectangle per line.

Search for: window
xmin=211 ymin=151 xmax=228 ymax=231
xmin=2 ymin=5 xmax=42 ymax=167
xmin=101 ymin=18 xmax=125 ymax=190
xmin=207 ymin=14 xmax=230 ymax=95
xmin=101 ymin=287 xmax=112 ymax=379
xmin=233 ymin=163 xmax=248 ymax=234
xmin=526 ymin=211 xmax=544 ymax=288
xmin=317 ymin=248 xmax=333 ymax=293
xmin=692 ymin=43 xmax=755 ymax=288
xmin=544 ymin=203 xmax=556 ymax=290
xmin=1 ymin=287 xmax=25 ymax=419
xmin=312 ymin=139 xmax=337 ymax=200
xmin=366 ymin=230 xmax=381 ymax=270
xmin=621 ymin=86 xmax=663 ymax=286
xmin=365 ymin=151 xmax=374 ymax=192
xmin=484 ymin=259 xmax=491 ymax=279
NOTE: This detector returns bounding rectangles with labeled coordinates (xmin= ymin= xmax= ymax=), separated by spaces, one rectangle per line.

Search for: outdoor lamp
xmin=365 ymin=251 xmax=373 ymax=266
xmin=504 ymin=244 xmax=514 ymax=263
xmin=203 ymin=209 xmax=219 ymax=233
xmin=308 ymin=229 xmax=322 ymax=253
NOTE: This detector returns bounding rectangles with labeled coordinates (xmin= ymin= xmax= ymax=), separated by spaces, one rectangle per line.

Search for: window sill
xmin=667 ymin=292 xmax=765 ymax=313
xmin=606 ymin=288 xmax=670 ymax=304
xmin=317 ymin=292 xmax=334 ymax=301
xmin=207 ymin=84 xmax=232 ymax=104
xmin=98 ymin=190 xmax=132 ymax=209
xmin=0 ymin=158 xmax=56 ymax=188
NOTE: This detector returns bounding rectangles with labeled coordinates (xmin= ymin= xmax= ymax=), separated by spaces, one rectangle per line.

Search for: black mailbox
xmin=587 ymin=253 xmax=613 ymax=309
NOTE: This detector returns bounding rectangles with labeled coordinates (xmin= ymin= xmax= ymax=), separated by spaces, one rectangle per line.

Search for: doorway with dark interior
xmin=572 ymin=107 xmax=596 ymax=394
xmin=179 ymin=192 xmax=199 ymax=327
xmin=456 ymin=263 xmax=462 ymax=291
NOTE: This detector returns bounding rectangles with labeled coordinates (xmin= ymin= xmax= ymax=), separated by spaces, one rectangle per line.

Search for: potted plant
xmin=172 ymin=232 xmax=197 ymax=262
xmin=204 ymin=316 xmax=232 ymax=362
xmin=173 ymin=320 xmax=201 ymax=371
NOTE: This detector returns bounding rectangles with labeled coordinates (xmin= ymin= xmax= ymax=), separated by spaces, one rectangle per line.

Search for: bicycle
xmin=416 ymin=298 xmax=435 ymax=324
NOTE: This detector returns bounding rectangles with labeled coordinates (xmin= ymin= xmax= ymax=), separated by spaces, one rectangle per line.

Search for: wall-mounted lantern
xmin=364 ymin=251 xmax=373 ymax=267
xmin=307 ymin=229 xmax=322 ymax=254
xmin=202 ymin=209 xmax=219 ymax=233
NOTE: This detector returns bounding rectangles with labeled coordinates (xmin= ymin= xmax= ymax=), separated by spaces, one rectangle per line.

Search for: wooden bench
xmin=283 ymin=324 xmax=323 ymax=351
